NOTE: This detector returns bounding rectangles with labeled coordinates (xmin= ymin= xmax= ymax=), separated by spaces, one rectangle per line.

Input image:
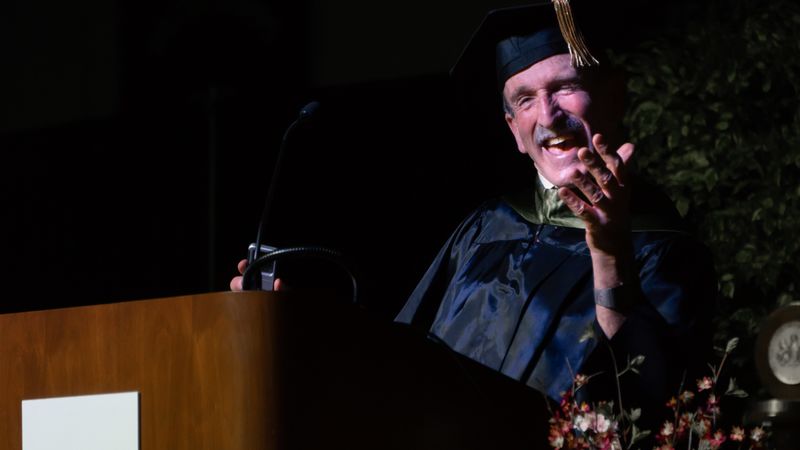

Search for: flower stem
xmin=605 ymin=341 xmax=627 ymax=445
xmin=687 ymin=425 xmax=693 ymax=450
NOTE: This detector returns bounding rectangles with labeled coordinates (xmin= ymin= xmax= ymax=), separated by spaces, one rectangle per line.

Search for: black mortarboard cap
xmin=451 ymin=0 xmax=646 ymax=108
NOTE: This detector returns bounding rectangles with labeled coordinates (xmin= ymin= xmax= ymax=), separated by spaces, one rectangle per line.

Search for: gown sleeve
xmin=394 ymin=205 xmax=489 ymax=331
xmin=580 ymin=231 xmax=717 ymax=433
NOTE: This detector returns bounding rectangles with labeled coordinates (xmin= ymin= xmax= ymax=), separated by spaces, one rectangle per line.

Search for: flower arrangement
xmin=654 ymin=338 xmax=766 ymax=450
xmin=547 ymin=338 xmax=770 ymax=450
xmin=547 ymin=355 xmax=649 ymax=450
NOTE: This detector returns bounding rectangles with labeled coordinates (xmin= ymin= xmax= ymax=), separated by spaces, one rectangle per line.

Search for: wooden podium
xmin=0 ymin=292 xmax=549 ymax=450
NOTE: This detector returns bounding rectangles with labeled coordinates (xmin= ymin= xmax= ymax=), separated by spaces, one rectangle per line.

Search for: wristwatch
xmin=594 ymin=282 xmax=639 ymax=312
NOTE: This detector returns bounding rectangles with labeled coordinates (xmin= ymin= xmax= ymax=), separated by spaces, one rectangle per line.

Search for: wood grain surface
xmin=1 ymin=291 xmax=550 ymax=450
xmin=0 ymin=291 xmax=279 ymax=450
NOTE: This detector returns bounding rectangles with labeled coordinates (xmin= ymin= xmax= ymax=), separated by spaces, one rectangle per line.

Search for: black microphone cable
xmin=242 ymin=246 xmax=358 ymax=305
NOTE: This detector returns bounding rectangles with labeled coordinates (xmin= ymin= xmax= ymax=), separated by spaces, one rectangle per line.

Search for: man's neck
xmin=538 ymin=172 xmax=556 ymax=190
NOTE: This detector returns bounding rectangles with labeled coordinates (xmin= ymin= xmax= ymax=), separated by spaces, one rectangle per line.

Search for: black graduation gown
xmin=396 ymin=186 xmax=716 ymax=431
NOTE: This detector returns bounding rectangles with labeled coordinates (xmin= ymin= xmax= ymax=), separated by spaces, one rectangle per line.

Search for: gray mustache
xmin=534 ymin=116 xmax=585 ymax=146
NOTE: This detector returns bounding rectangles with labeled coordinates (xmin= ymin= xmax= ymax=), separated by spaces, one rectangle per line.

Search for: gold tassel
xmin=552 ymin=0 xmax=599 ymax=67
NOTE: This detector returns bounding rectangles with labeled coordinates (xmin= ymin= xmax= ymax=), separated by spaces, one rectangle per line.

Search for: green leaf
xmin=778 ymin=292 xmax=795 ymax=306
xmin=617 ymin=0 xmax=800 ymax=396
xmin=579 ymin=324 xmax=596 ymax=343
xmin=735 ymin=249 xmax=752 ymax=264
xmin=676 ymin=198 xmax=690 ymax=217
xmin=630 ymin=408 xmax=642 ymax=422
xmin=630 ymin=428 xmax=652 ymax=446
xmin=726 ymin=378 xmax=749 ymax=398
xmin=728 ymin=389 xmax=749 ymax=398
xmin=726 ymin=337 xmax=739 ymax=353
xmin=721 ymin=281 xmax=735 ymax=299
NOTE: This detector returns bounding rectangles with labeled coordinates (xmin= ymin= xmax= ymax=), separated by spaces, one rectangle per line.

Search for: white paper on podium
xmin=22 ymin=391 xmax=139 ymax=450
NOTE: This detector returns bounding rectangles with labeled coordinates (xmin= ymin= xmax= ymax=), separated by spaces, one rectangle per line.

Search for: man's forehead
xmin=503 ymin=54 xmax=581 ymax=94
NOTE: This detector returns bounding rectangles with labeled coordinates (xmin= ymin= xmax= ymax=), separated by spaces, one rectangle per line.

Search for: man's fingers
xmin=558 ymin=187 xmax=599 ymax=226
xmin=231 ymin=274 xmax=281 ymax=292
xmin=592 ymin=134 xmax=634 ymax=187
xmin=592 ymin=134 xmax=621 ymax=180
xmin=230 ymin=275 xmax=243 ymax=291
xmin=578 ymin=147 xmax=617 ymax=196
xmin=569 ymin=167 xmax=607 ymax=205
xmin=617 ymin=142 xmax=634 ymax=164
xmin=230 ymin=259 xmax=249 ymax=291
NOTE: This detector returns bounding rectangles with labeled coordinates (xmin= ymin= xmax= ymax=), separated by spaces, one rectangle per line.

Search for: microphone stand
xmin=251 ymin=101 xmax=320 ymax=266
xmin=242 ymin=101 xmax=359 ymax=305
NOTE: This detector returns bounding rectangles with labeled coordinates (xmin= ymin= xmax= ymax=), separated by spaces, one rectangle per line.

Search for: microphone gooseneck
xmin=251 ymin=101 xmax=320 ymax=265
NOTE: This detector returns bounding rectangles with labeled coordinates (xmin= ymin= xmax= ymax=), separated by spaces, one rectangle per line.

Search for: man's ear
xmin=505 ymin=112 xmax=526 ymax=154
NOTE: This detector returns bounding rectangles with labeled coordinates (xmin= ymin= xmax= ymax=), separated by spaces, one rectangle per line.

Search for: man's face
xmin=503 ymin=53 xmax=615 ymax=187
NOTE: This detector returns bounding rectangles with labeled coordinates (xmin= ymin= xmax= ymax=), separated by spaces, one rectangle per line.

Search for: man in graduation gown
xmin=395 ymin=1 xmax=716 ymax=433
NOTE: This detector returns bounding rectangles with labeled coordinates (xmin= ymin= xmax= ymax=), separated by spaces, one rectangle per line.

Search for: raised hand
xmin=557 ymin=133 xmax=634 ymax=260
xmin=557 ymin=133 xmax=636 ymax=337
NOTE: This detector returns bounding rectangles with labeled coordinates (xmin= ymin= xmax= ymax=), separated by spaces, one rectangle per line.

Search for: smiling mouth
xmin=540 ymin=135 xmax=580 ymax=152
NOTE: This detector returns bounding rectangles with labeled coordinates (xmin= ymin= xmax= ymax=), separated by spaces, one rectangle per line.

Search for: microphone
xmin=251 ymin=101 xmax=320 ymax=262
xmin=241 ymin=101 xmax=358 ymax=303
xmin=246 ymin=101 xmax=320 ymax=290
xmin=298 ymin=100 xmax=320 ymax=120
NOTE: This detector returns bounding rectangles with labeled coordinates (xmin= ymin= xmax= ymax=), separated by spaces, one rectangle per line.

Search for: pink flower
xmin=574 ymin=373 xmax=589 ymax=388
xmin=660 ymin=421 xmax=675 ymax=437
xmin=680 ymin=390 xmax=695 ymax=404
xmin=548 ymin=431 xmax=564 ymax=448
xmin=708 ymin=430 xmax=726 ymax=448
xmin=574 ymin=412 xmax=594 ymax=432
xmin=559 ymin=396 xmax=571 ymax=414
xmin=730 ymin=426 xmax=745 ymax=441
xmin=595 ymin=413 xmax=612 ymax=433
xmin=591 ymin=434 xmax=618 ymax=450
xmin=676 ymin=412 xmax=693 ymax=437
xmin=706 ymin=394 xmax=720 ymax=415
xmin=572 ymin=435 xmax=589 ymax=449
xmin=694 ymin=417 xmax=711 ymax=436
xmin=697 ymin=377 xmax=713 ymax=391
xmin=750 ymin=426 xmax=766 ymax=442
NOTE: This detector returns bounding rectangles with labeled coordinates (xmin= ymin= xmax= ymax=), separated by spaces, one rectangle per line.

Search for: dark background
xmin=1 ymin=0 xmax=544 ymax=318
xmin=1 ymin=0 xmax=687 ymax=319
